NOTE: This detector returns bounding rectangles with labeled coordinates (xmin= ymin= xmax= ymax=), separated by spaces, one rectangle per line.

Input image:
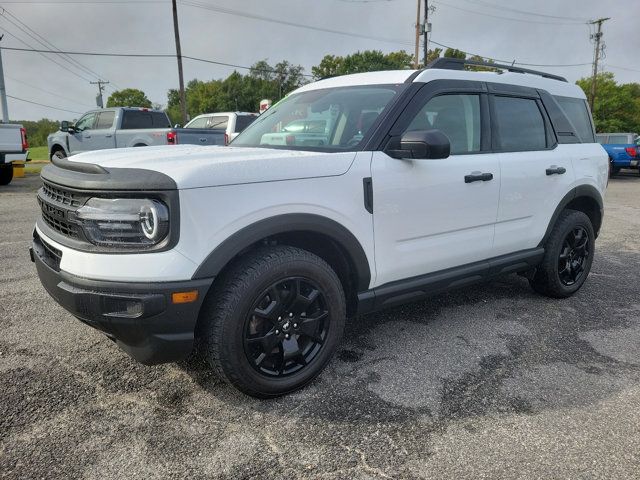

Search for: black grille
xmin=41 ymin=181 xmax=81 ymax=207
xmin=38 ymin=181 xmax=83 ymax=240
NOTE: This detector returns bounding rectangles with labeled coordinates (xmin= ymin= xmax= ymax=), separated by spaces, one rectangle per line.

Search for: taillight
xmin=286 ymin=135 xmax=295 ymax=146
xmin=20 ymin=127 xmax=28 ymax=151
xmin=224 ymin=133 xmax=229 ymax=146
xmin=167 ymin=131 xmax=177 ymax=145
xmin=625 ymin=147 xmax=636 ymax=157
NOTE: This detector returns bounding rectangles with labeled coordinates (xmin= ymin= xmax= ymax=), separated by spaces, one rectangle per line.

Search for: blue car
xmin=596 ymin=132 xmax=640 ymax=176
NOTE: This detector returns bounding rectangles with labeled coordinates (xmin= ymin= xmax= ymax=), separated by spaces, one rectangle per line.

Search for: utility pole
xmin=414 ymin=0 xmax=421 ymax=68
xmin=423 ymin=0 xmax=430 ymax=67
xmin=588 ymin=17 xmax=610 ymax=112
xmin=90 ymin=80 xmax=109 ymax=108
xmin=0 ymin=36 xmax=9 ymax=122
xmin=172 ymin=0 xmax=188 ymax=125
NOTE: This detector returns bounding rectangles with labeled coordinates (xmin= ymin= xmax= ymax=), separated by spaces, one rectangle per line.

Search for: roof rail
xmin=426 ymin=57 xmax=568 ymax=83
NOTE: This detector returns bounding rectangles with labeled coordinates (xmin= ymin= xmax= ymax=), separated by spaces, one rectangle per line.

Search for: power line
xmin=432 ymin=1 xmax=588 ymax=26
xmin=0 ymin=25 xmax=94 ymax=82
xmin=5 ymin=74 xmax=94 ymax=108
xmin=7 ymin=94 xmax=84 ymax=114
xmin=179 ymin=0 xmax=416 ymax=47
xmin=457 ymin=0 xmax=588 ymax=22
xmin=0 ymin=6 xmax=121 ymax=89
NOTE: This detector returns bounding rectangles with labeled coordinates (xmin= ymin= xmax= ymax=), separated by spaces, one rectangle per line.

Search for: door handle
xmin=83 ymin=135 xmax=91 ymax=139
xmin=465 ymin=172 xmax=494 ymax=183
xmin=546 ymin=166 xmax=566 ymax=175
xmin=105 ymin=134 xmax=113 ymax=138
xmin=199 ymin=138 xmax=207 ymax=143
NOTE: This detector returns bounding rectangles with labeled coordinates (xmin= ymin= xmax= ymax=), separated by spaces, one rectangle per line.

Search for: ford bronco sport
xmin=31 ymin=58 xmax=608 ymax=398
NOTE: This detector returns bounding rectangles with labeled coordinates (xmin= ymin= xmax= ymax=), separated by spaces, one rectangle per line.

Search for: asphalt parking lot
xmin=1 ymin=172 xmax=640 ymax=479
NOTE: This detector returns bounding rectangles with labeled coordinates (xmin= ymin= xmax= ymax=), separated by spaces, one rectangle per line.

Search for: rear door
xmin=372 ymin=81 xmax=501 ymax=286
xmin=89 ymin=110 xmax=117 ymax=151
xmin=491 ymin=87 xmax=575 ymax=257
xmin=67 ymin=112 xmax=97 ymax=155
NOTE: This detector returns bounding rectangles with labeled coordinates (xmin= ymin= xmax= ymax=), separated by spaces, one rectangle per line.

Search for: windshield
xmin=232 ymin=84 xmax=406 ymax=151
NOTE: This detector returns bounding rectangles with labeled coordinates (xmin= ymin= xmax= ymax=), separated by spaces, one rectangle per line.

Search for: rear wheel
xmin=198 ymin=245 xmax=346 ymax=398
xmin=530 ymin=209 xmax=595 ymax=298
xmin=0 ymin=164 xmax=13 ymax=185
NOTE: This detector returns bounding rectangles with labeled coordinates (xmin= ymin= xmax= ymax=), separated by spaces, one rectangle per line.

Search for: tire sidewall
xmin=218 ymin=256 xmax=345 ymax=397
xmin=546 ymin=211 xmax=595 ymax=296
xmin=0 ymin=164 xmax=13 ymax=185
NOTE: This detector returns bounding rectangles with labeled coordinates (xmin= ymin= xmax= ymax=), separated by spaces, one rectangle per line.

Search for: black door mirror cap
xmin=60 ymin=120 xmax=70 ymax=132
xmin=400 ymin=129 xmax=451 ymax=160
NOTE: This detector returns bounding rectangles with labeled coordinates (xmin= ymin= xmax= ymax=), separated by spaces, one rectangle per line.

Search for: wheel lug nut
xmin=285 ymin=334 xmax=290 ymax=339
xmin=278 ymin=316 xmax=282 ymax=321
xmin=289 ymin=313 xmax=293 ymax=317
xmin=293 ymin=323 xmax=298 ymax=328
xmin=275 ymin=329 xmax=280 ymax=335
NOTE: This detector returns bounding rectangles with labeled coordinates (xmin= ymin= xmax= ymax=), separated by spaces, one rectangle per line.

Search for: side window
xmin=207 ymin=116 xmax=229 ymax=130
xmin=121 ymin=111 xmax=153 ymax=129
xmin=74 ymin=113 xmax=96 ymax=131
xmin=234 ymin=115 xmax=257 ymax=133
xmin=554 ymin=96 xmax=595 ymax=143
xmin=405 ymin=94 xmax=481 ymax=154
xmin=608 ymin=135 xmax=630 ymax=144
xmin=95 ymin=111 xmax=115 ymax=130
xmin=493 ymin=96 xmax=546 ymax=151
xmin=595 ymin=134 xmax=608 ymax=144
xmin=152 ymin=112 xmax=171 ymax=128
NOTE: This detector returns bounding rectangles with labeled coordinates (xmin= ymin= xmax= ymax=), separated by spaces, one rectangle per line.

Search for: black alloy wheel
xmin=557 ymin=226 xmax=590 ymax=286
xmin=243 ymin=277 xmax=329 ymax=377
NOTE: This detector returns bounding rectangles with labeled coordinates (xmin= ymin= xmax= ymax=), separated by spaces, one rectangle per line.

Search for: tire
xmin=198 ymin=245 xmax=346 ymax=398
xmin=0 ymin=164 xmax=13 ymax=185
xmin=51 ymin=149 xmax=66 ymax=161
xmin=530 ymin=209 xmax=595 ymax=298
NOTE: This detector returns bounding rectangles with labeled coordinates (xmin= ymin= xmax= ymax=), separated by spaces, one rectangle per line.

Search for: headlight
xmin=76 ymin=198 xmax=169 ymax=247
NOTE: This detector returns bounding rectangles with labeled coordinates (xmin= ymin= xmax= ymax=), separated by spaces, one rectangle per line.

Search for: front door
xmin=89 ymin=110 xmax=117 ymax=151
xmin=67 ymin=112 xmax=97 ymax=155
xmin=371 ymin=83 xmax=500 ymax=287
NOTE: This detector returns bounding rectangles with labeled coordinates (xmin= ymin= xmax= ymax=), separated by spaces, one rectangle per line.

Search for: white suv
xmin=31 ymin=58 xmax=608 ymax=398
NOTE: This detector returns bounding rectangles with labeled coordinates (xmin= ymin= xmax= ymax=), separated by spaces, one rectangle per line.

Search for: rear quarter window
xmin=608 ymin=135 xmax=631 ymax=144
xmin=234 ymin=115 xmax=257 ymax=133
xmin=121 ymin=111 xmax=170 ymax=129
xmin=554 ymin=96 xmax=595 ymax=143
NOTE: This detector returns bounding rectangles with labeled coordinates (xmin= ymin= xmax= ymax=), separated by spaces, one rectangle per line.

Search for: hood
xmin=68 ymin=145 xmax=357 ymax=189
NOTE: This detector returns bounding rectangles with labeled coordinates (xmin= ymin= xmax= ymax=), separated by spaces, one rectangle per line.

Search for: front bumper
xmin=31 ymin=232 xmax=214 ymax=365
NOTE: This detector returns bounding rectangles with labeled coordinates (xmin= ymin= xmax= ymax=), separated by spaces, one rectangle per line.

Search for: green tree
xmin=106 ymin=88 xmax=152 ymax=108
xmin=312 ymin=50 xmax=413 ymax=80
xmin=425 ymin=48 xmax=442 ymax=65
xmin=166 ymin=60 xmax=307 ymax=124
xmin=443 ymin=48 xmax=466 ymax=59
xmin=576 ymin=72 xmax=640 ymax=133
xmin=16 ymin=119 xmax=59 ymax=147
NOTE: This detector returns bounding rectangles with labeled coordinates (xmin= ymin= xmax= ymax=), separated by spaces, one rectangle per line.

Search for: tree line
xmin=18 ymin=49 xmax=640 ymax=146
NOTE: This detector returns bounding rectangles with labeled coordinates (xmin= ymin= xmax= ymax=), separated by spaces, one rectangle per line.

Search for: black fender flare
xmin=539 ymin=185 xmax=604 ymax=246
xmin=50 ymin=144 xmax=67 ymax=158
xmin=191 ymin=213 xmax=372 ymax=291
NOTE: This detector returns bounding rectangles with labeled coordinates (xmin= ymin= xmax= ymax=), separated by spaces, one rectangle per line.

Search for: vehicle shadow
xmin=182 ymin=250 xmax=640 ymax=425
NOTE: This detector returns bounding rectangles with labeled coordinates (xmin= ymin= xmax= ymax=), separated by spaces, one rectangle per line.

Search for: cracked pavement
xmin=1 ymin=173 xmax=640 ymax=479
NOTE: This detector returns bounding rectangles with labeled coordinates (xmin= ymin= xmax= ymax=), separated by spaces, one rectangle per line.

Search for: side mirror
xmin=60 ymin=121 xmax=70 ymax=132
xmin=174 ymin=123 xmax=182 ymax=128
xmin=401 ymin=129 xmax=450 ymax=159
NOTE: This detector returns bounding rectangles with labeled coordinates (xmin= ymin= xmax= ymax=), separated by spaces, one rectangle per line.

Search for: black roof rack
xmin=426 ymin=57 xmax=568 ymax=83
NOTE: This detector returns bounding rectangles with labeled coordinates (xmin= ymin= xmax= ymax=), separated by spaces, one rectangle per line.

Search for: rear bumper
xmin=31 ymin=232 xmax=213 ymax=365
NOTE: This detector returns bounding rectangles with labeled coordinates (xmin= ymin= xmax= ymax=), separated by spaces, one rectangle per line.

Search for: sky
xmin=1 ymin=0 xmax=638 ymax=121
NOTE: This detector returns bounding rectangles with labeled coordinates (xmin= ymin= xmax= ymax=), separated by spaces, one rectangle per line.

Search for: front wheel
xmin=51 ymin=150 xmax=66 ymax=161
xmin=530 ymin=209 xmax=595 ymax=298
xmin=198 ymin=245 xmax=346 ymax=398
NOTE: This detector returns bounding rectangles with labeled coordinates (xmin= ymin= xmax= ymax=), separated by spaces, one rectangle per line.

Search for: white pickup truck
xmin=0 ymin=123 xmax=28 ymax=186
